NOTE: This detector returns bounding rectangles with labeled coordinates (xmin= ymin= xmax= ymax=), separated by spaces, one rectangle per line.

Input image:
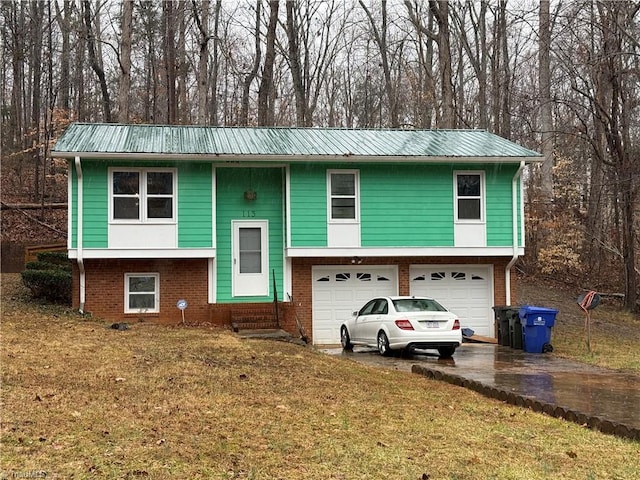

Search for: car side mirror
xmin=352 ymin=311 xmax=358 ymax=317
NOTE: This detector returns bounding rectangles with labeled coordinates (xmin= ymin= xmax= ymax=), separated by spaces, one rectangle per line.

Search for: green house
xmin=52 ymin=123 xmax=542 ymax=344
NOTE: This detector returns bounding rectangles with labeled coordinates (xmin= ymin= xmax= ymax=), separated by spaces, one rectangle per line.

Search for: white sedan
xmin=340 ymin=296 xmax=462 ymax=357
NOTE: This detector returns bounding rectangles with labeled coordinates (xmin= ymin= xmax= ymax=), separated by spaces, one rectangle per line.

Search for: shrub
xmin=21 ymin=251 xmax=72 ymax=304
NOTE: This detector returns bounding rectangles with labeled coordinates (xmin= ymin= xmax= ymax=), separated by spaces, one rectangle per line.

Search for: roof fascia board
xmin=53 ymin=152 xmax=544 ymax=164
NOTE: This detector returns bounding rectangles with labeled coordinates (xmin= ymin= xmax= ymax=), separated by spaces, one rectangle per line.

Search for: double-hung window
xmin=111 ymin=168 xmax=175 ymax=222
xmin=455 ymin=172 xmax=484 ymax=222
xmin=328 ymin=170 xmax=359 ymax=222
xmin=125 ymin=273 xmax=159 ymax=313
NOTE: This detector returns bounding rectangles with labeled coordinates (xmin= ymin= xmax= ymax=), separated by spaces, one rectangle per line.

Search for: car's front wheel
xmin=377 ymin=331 xmax=392 ymax=357
xmin=437 ymin=346 xmax=456 ymax=358
xmin=341 ymin=326 xmax=353 ymax=350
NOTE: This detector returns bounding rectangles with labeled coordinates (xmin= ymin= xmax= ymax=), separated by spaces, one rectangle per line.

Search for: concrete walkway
xmin=322 ymin=343 xmax=640 ymax=441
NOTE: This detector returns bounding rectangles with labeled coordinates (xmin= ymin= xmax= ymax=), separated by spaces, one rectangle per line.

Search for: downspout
xmin=505 ymin=161 xmax=526 ymax=305
xmin=74 ymin=156 xmax=86 ymax=313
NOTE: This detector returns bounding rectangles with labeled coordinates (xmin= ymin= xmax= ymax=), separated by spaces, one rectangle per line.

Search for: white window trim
xmin=454 ymin=171 xmax=485 ymax=224
xmin=124 ymin=272 xmax=160 ymax=313
xmin=327 ymin=169 xmax=360 ymax=224
xmin=109 ymin=167 xmax=177 ymax=224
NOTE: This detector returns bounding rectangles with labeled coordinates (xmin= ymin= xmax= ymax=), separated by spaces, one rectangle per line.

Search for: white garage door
xmin=312 ymin=266 xmax=398 ymax=345
xmin=410 ymin=265 xmax=494 ymax=337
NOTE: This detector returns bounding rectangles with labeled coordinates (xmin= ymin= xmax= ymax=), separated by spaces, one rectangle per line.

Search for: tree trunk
xmin=164 ymin=0 xmax=177 ymax=124
xmin=241 ymin=0 xmax=262 ymax=126
xmin=429 ymin=0 xmax=455 ymax=128
xmin=360 ymin=0 xmax=399 ymax=127
xmin=30 ymin=0 xmax=44 ymax=202
xmin=539 ymin=0 xmax=554 ymax=203
xmin=176 ymin=1 xmax=187 ymax=123
xmin=210 ymin=0 xmax=222 ymax=125
xmin=118 ymin=0 xmax=133 ymax=123
xmin=286 ymin=0 xmax=308 ymax=126
xmin=193 ymin=0 xmax=210 ymax=125
xmin=257 ymin=0 xmax=279 ymax=126
xmin=54 ymin=0 xmax=71 ymax=111
xmin=83 ymin=0 xmax=111 ymax=122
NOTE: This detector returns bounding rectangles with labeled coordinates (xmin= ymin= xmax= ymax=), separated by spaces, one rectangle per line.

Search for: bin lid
xmin=519 ymin=305 xmax=558 ymax=316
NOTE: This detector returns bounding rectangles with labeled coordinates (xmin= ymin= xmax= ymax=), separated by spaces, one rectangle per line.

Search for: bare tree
xmin=451 ymin=1 xmax=489 ymax=128
xmin=192 ymin=0 xmax=210 ymax=125
xmin=117 ymin=0 xmax=133 ymax=123
xmin=283 ymin=0 xmax=347 ymax=126
xmin=82 ymin=0 xmax=111 ymax=122
xmin=209 ymin=0 xmax=222 ymax=125
xmin=257 ymin=0 xmax=279 ymax=126
xmin=405 ymin=0 xmax=455 ymax=128
xmin=240 ymin=1 xmax=262 ymax=126
xmin=360 ymin=0 xmax=400 ymax=127
xmin=538 ymin=0 xmax=553 ymax=203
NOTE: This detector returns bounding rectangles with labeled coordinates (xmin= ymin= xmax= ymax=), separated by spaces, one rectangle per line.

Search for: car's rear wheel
xmin=340 ymin=326 xmax=353 ymax=350
xmin=377 ymin=331 xmax=392 ymax=357
xmin=437 ymin=346 xmax=456 ymax=358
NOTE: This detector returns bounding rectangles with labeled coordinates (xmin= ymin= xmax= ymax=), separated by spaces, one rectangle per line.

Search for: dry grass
xmin=518 ymin=276 xmax=640 ymax=373
xmin=2 ymin=274 xmax=639 ymax=479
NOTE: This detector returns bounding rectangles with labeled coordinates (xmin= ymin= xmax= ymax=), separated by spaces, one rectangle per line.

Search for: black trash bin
xmin=509 ymin=310 xmax=523 ymax=349
xmin=492 ymin=306 xmax=516 ymax=346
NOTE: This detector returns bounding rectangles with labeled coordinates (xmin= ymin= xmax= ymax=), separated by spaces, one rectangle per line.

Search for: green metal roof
xmin=52 ymin=123 xmax=542 ymax=162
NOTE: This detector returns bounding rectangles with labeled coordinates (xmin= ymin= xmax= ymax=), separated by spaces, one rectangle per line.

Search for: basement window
xmin=125 ymin=273 xmax=159 ymax=313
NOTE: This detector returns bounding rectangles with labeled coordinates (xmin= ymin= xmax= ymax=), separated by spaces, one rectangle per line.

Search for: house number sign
xmin=242 ymin=210 xmax=256 ymax=217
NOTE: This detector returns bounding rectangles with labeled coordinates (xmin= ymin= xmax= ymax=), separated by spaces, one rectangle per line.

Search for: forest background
xmin=1 ymin=0 xmax=638 ymax=311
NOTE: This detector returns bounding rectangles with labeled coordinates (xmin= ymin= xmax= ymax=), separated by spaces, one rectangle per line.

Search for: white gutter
xmin=74 ymin=156 xmax=86 ymax=313
xmin=52 ymin=151 xmax=544 ymax=164
xmin=505 ymin=161 xmax=526 ymax=305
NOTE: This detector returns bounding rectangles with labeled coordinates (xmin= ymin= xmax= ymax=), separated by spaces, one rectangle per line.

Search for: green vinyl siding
xmin=360 ymin=165 xmax=454 ymax=246
xmin=82 ymin=161 xmax=108 ymax=248
xmin=289 ymin=164 xmax=455 ymax=247
xmin=178 ymin=163 xmax=213 ymax=247
xmin=289 ymin=163 xmax=522 ymax=248
xmin=215 ymin=167 xmax=284 ymax=302
xmin=71 ymin=160 xmax=214 ymax=249
xmin=289 ymin=165 xmax=328 ymax=246
xmin=485 ymin=164 xmax=520 ymax=246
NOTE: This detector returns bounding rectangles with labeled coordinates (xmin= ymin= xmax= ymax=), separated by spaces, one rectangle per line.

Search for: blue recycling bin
xmin=519 ymin=306 xmax=558 ymax=353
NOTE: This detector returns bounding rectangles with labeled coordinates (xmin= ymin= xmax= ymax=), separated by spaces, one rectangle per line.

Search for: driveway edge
xmin=411 ymin=364 xmax=640 ymax=442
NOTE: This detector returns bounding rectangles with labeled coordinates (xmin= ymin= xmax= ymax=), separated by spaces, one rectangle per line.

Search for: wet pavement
xmin=322 ymin=343 xmax=640 ymax=441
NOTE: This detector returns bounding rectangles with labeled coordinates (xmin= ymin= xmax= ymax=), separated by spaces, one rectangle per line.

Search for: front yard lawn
xmin=2 ymin=274 xmax=639 ymax=479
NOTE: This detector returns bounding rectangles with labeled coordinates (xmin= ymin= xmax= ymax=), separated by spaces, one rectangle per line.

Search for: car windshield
xmin=392 ymin=298 xmax=447 ymax=312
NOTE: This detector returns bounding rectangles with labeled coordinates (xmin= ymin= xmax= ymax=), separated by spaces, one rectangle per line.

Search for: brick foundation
xmin=72 ymin=256 xmax=517 ymax=342
xmin=73 ymin=258 xmax=210 ymax=325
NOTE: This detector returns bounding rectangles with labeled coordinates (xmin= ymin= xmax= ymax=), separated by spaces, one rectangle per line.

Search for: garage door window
xmin=455 ymin=172 xmax=484 ymax=222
